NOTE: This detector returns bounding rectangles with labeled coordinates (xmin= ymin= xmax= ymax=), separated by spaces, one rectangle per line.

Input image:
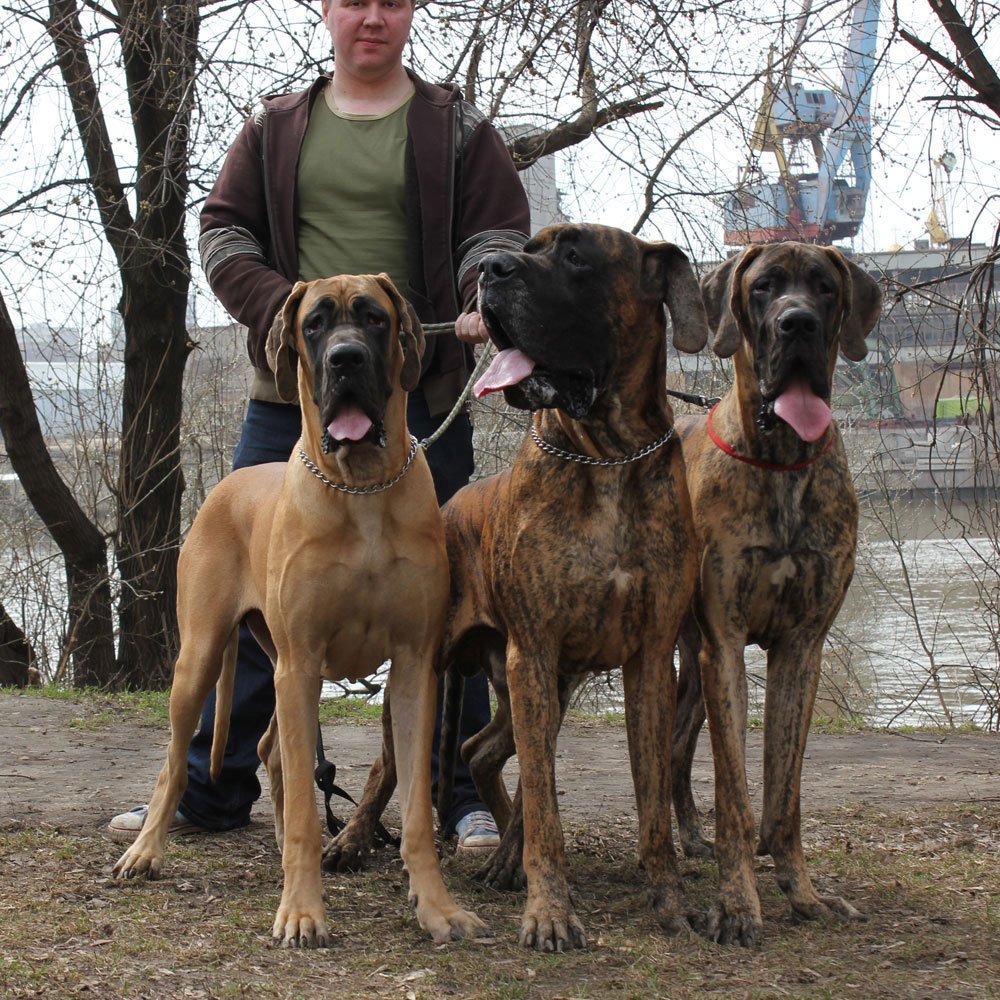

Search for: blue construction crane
xmin=723 ymin=0 xmax=880 ymax=245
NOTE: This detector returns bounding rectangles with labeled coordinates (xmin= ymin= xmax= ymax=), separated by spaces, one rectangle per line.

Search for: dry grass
xmin=1 ymin=803 xmax=997 ymax=999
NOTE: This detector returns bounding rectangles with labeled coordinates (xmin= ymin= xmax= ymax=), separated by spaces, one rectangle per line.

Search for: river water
xmin=833 ymin=495 xmax=997 ymax=727
xmin=8 ymin=489 xmax=991 ymax=728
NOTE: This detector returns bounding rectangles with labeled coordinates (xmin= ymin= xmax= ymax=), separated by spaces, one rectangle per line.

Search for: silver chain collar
xmin=529 ymin=423 xmax=676 ymax=466
xmin=297 ymin=435 xmax=419 ymax=494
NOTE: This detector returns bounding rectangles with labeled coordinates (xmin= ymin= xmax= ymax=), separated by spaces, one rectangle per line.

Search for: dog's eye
xmin=303 ymin=317 xmax=324 ymax=337
xmin=366 ymin=312 xmax=385 ymax=328
xmin=816 ymin=279 xmax=836 ymax=296
xmin=751 ymin=280 xmax=771 ymax=296
xmin=565 ymin=248 xmax=588 ymax=269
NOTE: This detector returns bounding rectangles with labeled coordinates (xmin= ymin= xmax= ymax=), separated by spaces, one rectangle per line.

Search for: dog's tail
xmin=436 ymin=661 xmax=465 ymax=831
xmin=210 ymin=626 xmax=239 ymax=782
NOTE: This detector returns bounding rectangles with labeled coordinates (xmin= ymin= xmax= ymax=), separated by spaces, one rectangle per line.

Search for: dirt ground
xmin=1 ymin=693 xmax=998 ymax=835
xmin=1 ymin=691 xmax=998 ymax=999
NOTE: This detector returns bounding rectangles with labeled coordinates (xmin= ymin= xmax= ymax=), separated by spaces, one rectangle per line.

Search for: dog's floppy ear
xmin=375 ymin=273 xmax=425 ymax=391
xmin=699 ymin=246 xmax=762 ymax=359
xmin=266 ymin=282 xmax=309 ymax=402
xmin=821 ymin=247 xmax=883 ymax=362
xmin=642 ymin=242 xmax=710 ymax=354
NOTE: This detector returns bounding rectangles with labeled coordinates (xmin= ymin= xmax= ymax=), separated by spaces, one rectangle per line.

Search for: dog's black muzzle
xmin=327 ymin=341 xmax=369 ymax=376
xmin=314 ymin=335 xmax=391 ymax=452
xmin=478 ymin=253 xmax=524 ymax=353
xmin=755 ymin=306 xmax=831 ymax=433
xmin=481 ymin=251 xmax=519 ymax=286
xmin=478 ymin=254 xmax=603 ymax=419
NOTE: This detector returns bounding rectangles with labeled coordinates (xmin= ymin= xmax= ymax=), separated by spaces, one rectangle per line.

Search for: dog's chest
xmin=271 ymin=527 xmax=447 ymax=681
xmin=496 ymin=478 xmax=679 ymax=667
xmin=321 ymin=573 xmax=432 ymax=678
xmin=561 ymin=557 xmax=648 ymax=668
xmin=710 ymin=471 xmax=857 ymax=643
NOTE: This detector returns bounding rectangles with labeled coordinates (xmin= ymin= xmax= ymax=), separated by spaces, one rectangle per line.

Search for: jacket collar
xmin=261 ymin=69 xmax=459 ymax=114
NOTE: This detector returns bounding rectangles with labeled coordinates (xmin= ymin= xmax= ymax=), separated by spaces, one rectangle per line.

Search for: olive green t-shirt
xmin=296 ymin=88 xmax=411 ymax=291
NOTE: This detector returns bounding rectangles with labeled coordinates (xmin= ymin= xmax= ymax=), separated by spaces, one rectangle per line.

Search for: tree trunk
xmin=0 ymin=292 xmax=116 ymax=687
xmin=113 ymin=286 xmax=192 ymax=689
xmin=0 ymin=601 xmax=36 ymax=687
xmin=45 ymin=0 xmax=199 ymax=688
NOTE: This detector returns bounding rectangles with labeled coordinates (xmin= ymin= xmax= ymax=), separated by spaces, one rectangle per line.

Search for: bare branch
xmin=0 ymin=58 xmax=61 ymax=138
xmin=632 ymin=72 xmax=765 ymax=234
xmin=899 ymin=27 xmax=980 ymax=91
xmin=507 ymin=95 xmax=664 ymax=169
xmin=46 ymin=0 xmax=136 ymax=265
xmin=901 ymin=0 xmax=1000 ymax=120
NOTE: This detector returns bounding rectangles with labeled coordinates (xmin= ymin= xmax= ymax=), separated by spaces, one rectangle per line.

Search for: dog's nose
xmin=776 ymin=308 xmax=819 ymax=339
xmin=479 ymin=252 xmax=517 ymax=281
xmin=328 ymin=342 xmax=367 ymax=373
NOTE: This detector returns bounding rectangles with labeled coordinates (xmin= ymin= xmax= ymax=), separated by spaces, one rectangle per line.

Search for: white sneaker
xmin=107 ymin=804 xmax=204 ymax=843
xmin=455 ymin=810 xmax=500 ymax=852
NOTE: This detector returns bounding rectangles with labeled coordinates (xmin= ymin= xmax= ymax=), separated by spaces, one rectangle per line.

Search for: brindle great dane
xmin=112 ymin=274 xmax=486 ymax=949
xmin=438 ymin=223 xmax=710 ymax=950
xmin=670 ymin=242 xmax=883 ymax=946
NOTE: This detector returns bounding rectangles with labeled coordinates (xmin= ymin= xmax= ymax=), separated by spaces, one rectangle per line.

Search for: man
xmin=108 ymin=0 xmax=530 ymax=850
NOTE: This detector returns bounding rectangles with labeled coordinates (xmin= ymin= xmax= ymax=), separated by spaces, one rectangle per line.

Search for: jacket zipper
xmin=446 ymin=101 xmax=459 ymax=316
xmin=261 ymin=108 xmax=275 ymax=267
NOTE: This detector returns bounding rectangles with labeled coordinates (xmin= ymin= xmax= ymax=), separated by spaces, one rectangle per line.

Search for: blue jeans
xmin=180 ymin=390 xmax=489 ymax=833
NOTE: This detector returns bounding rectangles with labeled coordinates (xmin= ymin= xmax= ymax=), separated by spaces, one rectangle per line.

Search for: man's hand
xmin=454 ymin=311 xmax=490 ymax=345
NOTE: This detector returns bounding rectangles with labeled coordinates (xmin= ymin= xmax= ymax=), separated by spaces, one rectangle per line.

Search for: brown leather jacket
xmin=199 ymin=70 xmax=530 ymax=412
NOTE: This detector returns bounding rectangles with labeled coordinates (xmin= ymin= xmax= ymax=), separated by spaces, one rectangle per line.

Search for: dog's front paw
xmin=790 ymin=891 xmax=866 ymax=924
xmin=272 ymin=894 xmax=329 ymax=949
xmin=519 ymin=898 xmax=587 ymax=952
xmin=410 ymin=892 xmax=490 ymax=944
xmin=474 ymin=839 xmax=525 ymax=891
xmin=775 ymin=865 xmax=866 ymax=925
xmin=322 ymin=828 xmax=372 ymax=873
xmin=112 ymin=844 xmax=163 ymax=881
xmin=703 ymin=895 xmax=763 ymax=948
xmin=648 ymin=882 xmax=698 ymax=937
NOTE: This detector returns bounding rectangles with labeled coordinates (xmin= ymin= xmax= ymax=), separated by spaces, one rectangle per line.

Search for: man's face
xmin=322 ymin=0 xmax=413 ymax=79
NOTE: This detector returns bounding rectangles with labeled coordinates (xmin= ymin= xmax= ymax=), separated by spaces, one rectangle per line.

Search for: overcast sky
xmin=2 ymin=0 xmax=997 ymax=336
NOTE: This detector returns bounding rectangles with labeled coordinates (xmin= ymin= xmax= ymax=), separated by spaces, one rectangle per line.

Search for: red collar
xmin=706 ymin=404 xmax=835 ymax=471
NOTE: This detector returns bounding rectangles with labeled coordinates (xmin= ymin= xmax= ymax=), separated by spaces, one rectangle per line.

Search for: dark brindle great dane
xmin=670 ymin=242 xmax=882 ymax=946
xmin=112 ymin=274 xmax=486 ymax=949
xmin=437 ymin=222 xmax=709 ymax=950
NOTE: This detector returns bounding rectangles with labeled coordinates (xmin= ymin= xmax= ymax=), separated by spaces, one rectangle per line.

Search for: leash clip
xmin=314 ymin=722 xmax=401 ymax=849
xmin=314 ymin=759 xmax=349 ymax=838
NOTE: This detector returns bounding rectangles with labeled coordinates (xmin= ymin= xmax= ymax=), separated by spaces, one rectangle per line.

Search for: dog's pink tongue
xmin=474 ymin=348 xmax=537 ymax=398
xmin=773 ymin=378 xmax=832 ymax=442
xmin=327 ymin=404 xmax=372 ymax=442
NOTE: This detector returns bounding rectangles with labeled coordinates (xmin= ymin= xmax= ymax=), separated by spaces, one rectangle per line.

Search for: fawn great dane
xmin=112 ymin=273 xmax=486 ymax=949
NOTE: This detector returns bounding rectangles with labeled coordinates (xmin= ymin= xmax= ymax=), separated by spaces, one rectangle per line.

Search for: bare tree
xmin=0 ymin=290 xmax=115 ymax=685
xmin=8 ymin=0 xmax=200 ymax=687
xmin=2 ymin=0 xmax=740 ymax=688
xmin=900 ymin=0 xmax=1000 ymax=127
